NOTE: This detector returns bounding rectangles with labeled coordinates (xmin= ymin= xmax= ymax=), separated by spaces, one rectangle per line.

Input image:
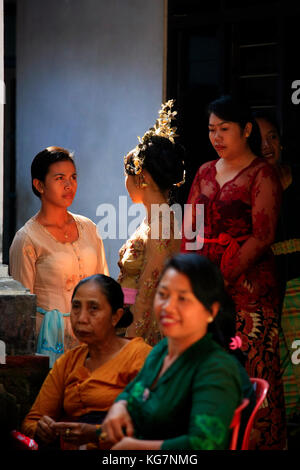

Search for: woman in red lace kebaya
xmin=181 ymin=95 xmax=286 ymax=450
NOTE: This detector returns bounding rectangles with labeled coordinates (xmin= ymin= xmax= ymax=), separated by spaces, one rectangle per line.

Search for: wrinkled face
xmin=71 ymin=281 xmax=117 ymax=345
xmin=208 ymin=113 xmax=250 ymax=159
xmin=256 ymin=117 xmax=281 ymax=166
xmin=154 ymin=268 xmax=215 ymax=342
xmin=35 ymin=160 xmax=77 ymax=208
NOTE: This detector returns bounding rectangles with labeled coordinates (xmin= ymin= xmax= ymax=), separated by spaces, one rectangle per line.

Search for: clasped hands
xmin=35 ymin=401 xmax=136 ymax=449
xmin=35 ymin=415 xmax=99 ymax=447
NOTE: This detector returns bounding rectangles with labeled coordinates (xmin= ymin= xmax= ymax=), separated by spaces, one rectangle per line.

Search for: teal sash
xmin=36 ymin=307 xmax=70 ymax=368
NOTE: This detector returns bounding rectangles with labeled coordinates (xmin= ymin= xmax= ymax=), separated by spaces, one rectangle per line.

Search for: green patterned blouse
xmin=115 ymin=334 xmax=243 ymax=450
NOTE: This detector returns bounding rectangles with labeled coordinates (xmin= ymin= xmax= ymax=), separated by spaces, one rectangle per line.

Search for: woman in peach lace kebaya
xmin=9 ymin=147 xmax=109 ymax=366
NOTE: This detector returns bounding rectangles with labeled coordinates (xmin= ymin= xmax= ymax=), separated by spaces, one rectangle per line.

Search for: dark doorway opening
xmin=167 ymin=0 xmax=300 ymax=203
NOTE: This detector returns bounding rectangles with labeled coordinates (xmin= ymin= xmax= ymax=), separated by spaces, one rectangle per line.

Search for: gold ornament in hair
xmin=124 ymin=99 xmax=181 ymax=179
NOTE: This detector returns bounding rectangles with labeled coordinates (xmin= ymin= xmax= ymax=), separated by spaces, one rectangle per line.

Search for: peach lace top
xmin=118 ymin=212 xmax=181 ymax=346
xmin=9 ymin=213 xmax=109 ymax=349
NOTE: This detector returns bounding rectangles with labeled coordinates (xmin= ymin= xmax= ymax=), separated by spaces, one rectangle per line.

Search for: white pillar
xmin=0 ymin=0 xmax=3 ymax=264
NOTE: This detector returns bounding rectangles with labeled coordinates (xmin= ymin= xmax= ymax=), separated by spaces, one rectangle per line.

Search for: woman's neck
xmin=143 ymin=191 xmax=169 ymax=221
xmin=37 ymin=203 xmax=70 ymax=227
xmin=277 ymin=163 xmax=292 ymax=190
xmin=86 ymin=334 xmax=128 ymax=367
xmin=167 ymin=332 xmax=206 ymax=359
xmin=220 ymin=149 xmax=256 ymax=169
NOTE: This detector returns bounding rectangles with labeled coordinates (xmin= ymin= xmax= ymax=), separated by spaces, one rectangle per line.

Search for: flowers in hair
xmin=229 ymin=336 xmax=242 ymax=350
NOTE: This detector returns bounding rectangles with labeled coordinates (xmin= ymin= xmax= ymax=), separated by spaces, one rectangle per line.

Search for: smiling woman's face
xmin=153 ymin=268 xmax=215 ymax=344
xmin=256 ymin=117 xmax=281 ymax=166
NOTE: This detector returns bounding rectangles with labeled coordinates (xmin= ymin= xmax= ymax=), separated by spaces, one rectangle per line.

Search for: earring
xmin=207 ymin=316 xmax=213 ymax=323
xmin=136 ymin=174 xmax=148 ymax=189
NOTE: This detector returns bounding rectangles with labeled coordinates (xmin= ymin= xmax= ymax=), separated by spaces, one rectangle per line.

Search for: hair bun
xmin=115 ymin=306 xmax=133 ymax=329
xmin=142 ymin=135 xmax=185 ymax=192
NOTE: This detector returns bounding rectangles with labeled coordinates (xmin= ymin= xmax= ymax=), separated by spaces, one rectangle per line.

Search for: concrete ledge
xmin=0 ymin=355 xmax=49 ymax=433
xmin=0 ymin=295 xmax=36 ymax=355
xmin=0 ymin=265 xmax=37 ymax=355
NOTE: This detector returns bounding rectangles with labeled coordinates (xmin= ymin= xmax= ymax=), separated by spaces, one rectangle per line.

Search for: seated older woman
xmin=100 ymin=253 xmax=253 ymax=450
xmin=21 ymin=274 xmax=152 ymax=449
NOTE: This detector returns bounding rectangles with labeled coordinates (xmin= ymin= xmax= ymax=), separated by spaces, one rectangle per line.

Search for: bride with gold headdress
xmin=118 ymin=100 xmax=186 ymax=345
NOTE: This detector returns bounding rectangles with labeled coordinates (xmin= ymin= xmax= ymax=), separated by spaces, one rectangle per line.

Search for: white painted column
xmin=0 ymin=0 xmax=3 ymax=264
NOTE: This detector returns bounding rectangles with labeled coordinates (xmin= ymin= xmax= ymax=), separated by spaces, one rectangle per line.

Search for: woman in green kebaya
xmin=99 ymin=253 xmax=253 ymax=450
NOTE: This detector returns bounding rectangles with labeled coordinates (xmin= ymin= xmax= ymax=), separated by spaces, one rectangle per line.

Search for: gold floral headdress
xmin=124 ymin=99 xmax=185 ymax=187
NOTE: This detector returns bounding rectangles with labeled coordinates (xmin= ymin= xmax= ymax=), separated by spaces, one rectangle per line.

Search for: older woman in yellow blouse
xmin=9 ymin=146 xmax=109 ymax=366
xmin=21 ymin=274 xmax=151 ymax=450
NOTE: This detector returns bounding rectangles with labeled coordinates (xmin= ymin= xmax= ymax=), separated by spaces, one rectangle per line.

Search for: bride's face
xmin=125 ymin=174 xmax=144 ymax=203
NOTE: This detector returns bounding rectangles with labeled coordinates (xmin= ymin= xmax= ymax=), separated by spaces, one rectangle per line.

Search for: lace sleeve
xmin=127 ymin=219 xmax=180 ymax=345
xmin=95 ymin=225 xmax=109 ymax=276
xmin=181 ymin=167 xmax=205 ymax=253
xmin=221 ymin=164 xmax=282 ymax=282
xmin=9 ymin=231 xmax=37 ymax=293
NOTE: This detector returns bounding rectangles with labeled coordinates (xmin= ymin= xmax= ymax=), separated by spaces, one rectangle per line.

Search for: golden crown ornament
xmin=124 ymin=99 xmax=185 ymax=187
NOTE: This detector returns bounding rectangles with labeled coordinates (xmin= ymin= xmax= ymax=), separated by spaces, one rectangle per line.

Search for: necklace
xmin=62 ymin=224 xmax=72 ymax=239
xmin=36 ymin=214 xmax=73 ymax=240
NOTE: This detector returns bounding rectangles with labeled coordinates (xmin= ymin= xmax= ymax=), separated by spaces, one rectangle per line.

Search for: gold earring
xmin=207 ymin=316 xmax=213 ymax=323
xmin=137 ymin=175 xmax=148 ymax=189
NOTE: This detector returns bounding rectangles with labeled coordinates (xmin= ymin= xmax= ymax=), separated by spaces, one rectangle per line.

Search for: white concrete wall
xmin=16 ymin=0 xmax=164 ymax=278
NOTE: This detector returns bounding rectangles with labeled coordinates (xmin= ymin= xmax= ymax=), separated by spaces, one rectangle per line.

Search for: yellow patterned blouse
xmin=117 ymin=212 xmax=181 ymax=346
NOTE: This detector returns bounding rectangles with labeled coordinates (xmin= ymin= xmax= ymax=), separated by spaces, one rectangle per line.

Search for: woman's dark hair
xmin=161 ymin=253 xmax=246 ymax=364
xmin=207 ymin=94 xmax=262 ymax=157
xmin=71 ymin=274 xmax=133 ymax=329
xmin=125 ymin=135 xmax=186 ymax=203
xmin=31 ymin=146 xmax=76 ymax=198
xmin=253 ymin=109 xmax=283 ymax=149
xmin=253 ymin=109 xmax=281 ymax=136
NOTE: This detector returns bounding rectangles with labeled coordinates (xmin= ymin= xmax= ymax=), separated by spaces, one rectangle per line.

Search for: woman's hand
xmin=101 ymin=401 xmax=134 ymax=444
xmin=112 ymin=437 xmax=163 ymax=450
xmin=111 ymin=436 xmax=138 ymax=450
xmin=52 ymin=422 xmax=98 ymax=446
xmin=35 ymin=415 xmax=58 ymax=444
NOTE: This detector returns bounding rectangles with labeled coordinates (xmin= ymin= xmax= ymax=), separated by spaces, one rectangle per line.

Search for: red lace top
xmin=181 ymin=157 xmax=282 ymax=310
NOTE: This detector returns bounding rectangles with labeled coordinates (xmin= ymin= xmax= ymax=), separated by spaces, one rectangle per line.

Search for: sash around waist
xmin=37 ymin=307 xmax=70 ymax=317
xmin=122 ymin=287 xmax=138 ymax=305
xmin=197 ymin=232 xmax=249 ymax=246
xmin=272 ymin=238 xmax=300 ymax=256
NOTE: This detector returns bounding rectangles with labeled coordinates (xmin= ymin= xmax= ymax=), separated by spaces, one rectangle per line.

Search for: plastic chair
xmin=229 ymin=398 xmax=250 ymax=450
xmin=240 ymin=377 xmax=269 ymax=450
